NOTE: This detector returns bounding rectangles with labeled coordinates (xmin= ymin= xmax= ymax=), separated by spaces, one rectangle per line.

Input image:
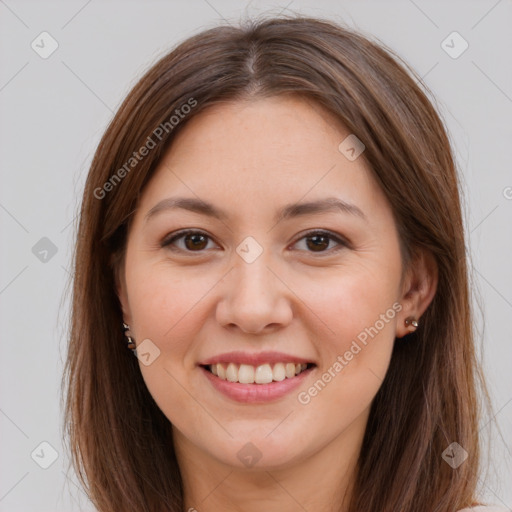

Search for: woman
xmin=62 ymin=14 xmax=506 ymax=512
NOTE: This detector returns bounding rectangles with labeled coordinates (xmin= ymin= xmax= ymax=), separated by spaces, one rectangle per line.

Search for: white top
xmin=457 ymin=506 xmax=510 ymax=511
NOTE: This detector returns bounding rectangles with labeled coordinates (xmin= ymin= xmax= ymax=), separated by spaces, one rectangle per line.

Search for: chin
xmin=209 ymin=429 xmax=306 ymax=470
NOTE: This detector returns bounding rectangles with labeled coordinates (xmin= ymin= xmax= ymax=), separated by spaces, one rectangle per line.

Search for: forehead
xmin=171 ymin=95 xmax=352 ymax=156
xmin=134 ymin=95 xmax=385 ymax=225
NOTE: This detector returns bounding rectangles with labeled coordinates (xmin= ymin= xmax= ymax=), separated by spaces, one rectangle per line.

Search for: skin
xmin=117 ymin=95 xmax=438 ymax=512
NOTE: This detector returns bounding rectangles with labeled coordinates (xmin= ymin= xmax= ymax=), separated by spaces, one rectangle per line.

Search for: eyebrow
xmin=144 ymin=196 xmax=367 ymax=225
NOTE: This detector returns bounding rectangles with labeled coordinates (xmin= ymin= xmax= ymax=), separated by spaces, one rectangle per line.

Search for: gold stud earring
xmin=404 ymin=317 xmax=419 ymax=330
xmin=122 ymin=322 xmax=137 ymax=352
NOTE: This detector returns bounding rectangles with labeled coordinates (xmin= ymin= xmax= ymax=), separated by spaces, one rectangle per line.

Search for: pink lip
xmin=200 ymin=365 xmax=315 ymax=403
xmin=198 ymin=351 xmax=315 ymax=367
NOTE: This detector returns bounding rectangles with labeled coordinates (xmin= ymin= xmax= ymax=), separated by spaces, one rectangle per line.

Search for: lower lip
xmin=200 ymin=366 xmax=315 ymax=403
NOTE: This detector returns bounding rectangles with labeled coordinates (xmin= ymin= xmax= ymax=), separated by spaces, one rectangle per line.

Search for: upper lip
xmin=199 ymin=351 xmax=315 ymax=367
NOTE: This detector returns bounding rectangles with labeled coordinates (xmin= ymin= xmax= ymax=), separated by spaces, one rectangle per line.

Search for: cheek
xmin=293 ymin=262 xmax=400 ymax=412
xmin=295 ymin=262 xmax=400 ymax=348
xmin=125 ymin=263 xmax=210 ymax=428
xmin=293 ymin=272 xmax=398 ymax=432
xmin=126 ymin=262 xmax=212 ymax=351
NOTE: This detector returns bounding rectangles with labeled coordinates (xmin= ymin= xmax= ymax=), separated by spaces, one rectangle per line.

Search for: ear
xmin=112 ymin=252 xmax=132 ymax=326
xmin=395 ymin=248 xmax=438 ymax=338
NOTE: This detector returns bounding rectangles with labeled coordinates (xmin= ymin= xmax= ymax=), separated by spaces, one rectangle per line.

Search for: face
xmin=117 ymin=95 xmax=411 ymax=471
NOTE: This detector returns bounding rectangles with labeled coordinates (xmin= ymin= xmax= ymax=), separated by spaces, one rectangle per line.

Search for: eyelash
xmin=160 ymin=229 xmax=349 ymax=256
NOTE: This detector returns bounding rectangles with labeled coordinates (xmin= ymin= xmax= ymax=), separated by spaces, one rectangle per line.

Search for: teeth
xmin=226 ymin=363 xmax=238 ymax=382
xmin=238 ymin=364 xmax=255 ymax=384
xmin=217 ymin=363 xmax=226 ymax=380
xmin=255 ymin=363 xmax=273 ymax=384
xmin=208 ymin=362 xmax=311 ymax=384
xmin=285 ymin=363 xmax=296 ymax=378
xmin=272 ymin=362 xmax=286 ymax=381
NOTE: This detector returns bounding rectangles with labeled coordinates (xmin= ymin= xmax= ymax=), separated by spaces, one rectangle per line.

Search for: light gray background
xmin=1 ymin=1 xmax=511 ymax=511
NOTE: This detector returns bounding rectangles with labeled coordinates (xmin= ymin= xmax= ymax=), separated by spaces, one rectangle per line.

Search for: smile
xmin=204 ymin=362 xmax=313 ymax=384
xmin=198 ymin=351 xmax=317 ymax=402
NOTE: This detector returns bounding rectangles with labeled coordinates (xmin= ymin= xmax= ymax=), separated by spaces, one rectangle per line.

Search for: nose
xmin=216 ymin=252 xmax=293 ymax=334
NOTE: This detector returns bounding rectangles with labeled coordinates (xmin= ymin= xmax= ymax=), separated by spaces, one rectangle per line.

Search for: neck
xmin=173 ymin=410 xmax=368 ymax=512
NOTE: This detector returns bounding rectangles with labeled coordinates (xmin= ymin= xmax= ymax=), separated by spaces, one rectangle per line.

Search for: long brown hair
xmin=62 ymin=14 xmax=491 ymax=511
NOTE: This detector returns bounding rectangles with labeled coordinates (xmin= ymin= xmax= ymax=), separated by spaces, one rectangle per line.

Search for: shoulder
xmin=457 ymin=506 xmax=510 ymax=512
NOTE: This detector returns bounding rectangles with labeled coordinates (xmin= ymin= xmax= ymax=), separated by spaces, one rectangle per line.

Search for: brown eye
xmin=184 ymin=233 xmax=208 ymax=250
xmin=305 ymin=234 xmax=330 ymax=252
xmin=161 ymin=229 xmax=348 ymax=256
xmin=292 ymin=230 xmax=348 ymax=254
xmin=161 ymin=230 xmax=216 ymax=252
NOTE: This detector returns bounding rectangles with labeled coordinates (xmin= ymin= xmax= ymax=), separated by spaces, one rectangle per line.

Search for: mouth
xmin=200 ymin=362 xmax=316 ymax=384
xmin=198 ymin=352 xmax=317 ymax=403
